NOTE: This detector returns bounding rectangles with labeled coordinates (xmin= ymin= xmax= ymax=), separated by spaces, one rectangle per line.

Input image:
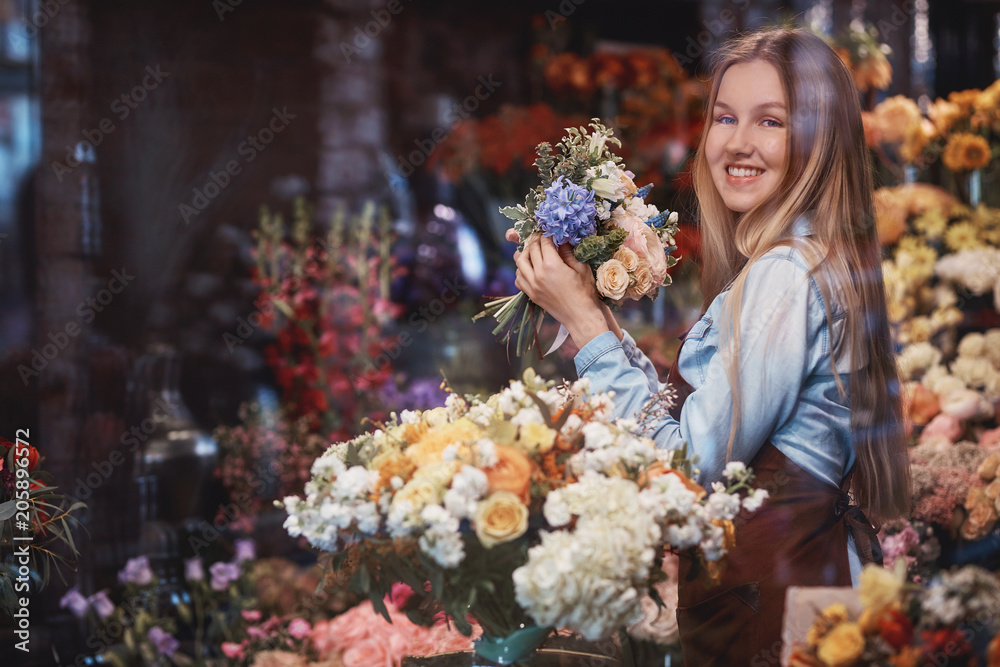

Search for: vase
xmin=401 ymin=628 xmax=624 ymax=666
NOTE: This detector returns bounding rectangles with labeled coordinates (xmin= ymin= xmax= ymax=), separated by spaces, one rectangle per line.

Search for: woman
xmin=510 ymin=28 xmax=911 ymax=664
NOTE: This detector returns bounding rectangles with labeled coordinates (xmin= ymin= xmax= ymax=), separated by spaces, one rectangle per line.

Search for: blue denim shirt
xmin=574 ymin=226 xmax=864 ymax=582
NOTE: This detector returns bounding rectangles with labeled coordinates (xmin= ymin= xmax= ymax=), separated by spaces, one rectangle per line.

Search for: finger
xmin=505 ymin=228 xmax=519 ymax=243
xmin=538 ymin=235 xmax=560 ymax=264
xmin=513 ymin=249 xmax=521 ymax=262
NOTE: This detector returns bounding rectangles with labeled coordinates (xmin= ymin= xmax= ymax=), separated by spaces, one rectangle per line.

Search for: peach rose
xmin=919 ymin=413 xmax=963 ymax=445
xmin=612 ymin=246 xmax=640 ymax=272
xmin=905 ymin=382 xmax=941 ymax=426
xmin=611 ymin=209 xmax=668 ymax=286
xmin=626 ymin=260 xmax=654 ymax=300
xmin=981 ymin=454 xmax=1000 ymax=482
xmin=484 ymin=445 xmax=533 ymax=503
xmin=342 ymin=637 xmax=394 ymax=667
xmin=391 ymin=478 xmax=441 ymax=514
xmin=474 ymin=491 xmax=529 ymax=548
xmin=251 ymin=651 xmax=307 ymax=667
xmin=596 ymin=259 xmax=629 ymax=301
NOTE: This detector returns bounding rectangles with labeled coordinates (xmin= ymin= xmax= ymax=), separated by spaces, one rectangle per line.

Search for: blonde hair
xmin=692 ymin=27 xmax=910 ymax=523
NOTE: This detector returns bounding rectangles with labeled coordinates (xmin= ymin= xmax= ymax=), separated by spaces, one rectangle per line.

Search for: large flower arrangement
xmin=282 ymin=369 xmax=766 ymax=659
xmin=476 ymin=120 xmax=680 ymax=356
xmin=787 ymin=563 xmax=1000 ymax=667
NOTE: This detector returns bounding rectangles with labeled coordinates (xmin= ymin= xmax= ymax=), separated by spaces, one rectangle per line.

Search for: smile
xmin=725 ymin=164 xmax=765 ymax=185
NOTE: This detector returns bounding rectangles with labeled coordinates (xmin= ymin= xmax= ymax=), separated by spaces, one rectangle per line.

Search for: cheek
xmin=763 ymin=137 xmax=787 ymax=169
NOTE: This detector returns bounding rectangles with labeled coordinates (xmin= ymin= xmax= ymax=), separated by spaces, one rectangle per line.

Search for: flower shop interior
xmin=2 ymin=0 xmax=1000 ymax=665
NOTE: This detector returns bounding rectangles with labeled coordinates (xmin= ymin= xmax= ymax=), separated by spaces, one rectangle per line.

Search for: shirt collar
xmin=791 ymin=213 xmax=813 ymax=237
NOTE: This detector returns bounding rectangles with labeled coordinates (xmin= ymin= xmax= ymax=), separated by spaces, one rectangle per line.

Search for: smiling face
xmin=705 ymin=60 xmax=789 ymax=214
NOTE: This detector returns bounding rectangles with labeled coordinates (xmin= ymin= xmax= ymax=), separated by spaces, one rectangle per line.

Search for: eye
xmin=714 ymin=115 xmax=736 ymax=125
xmin=762 ymin=118 xmax=784 ymax=128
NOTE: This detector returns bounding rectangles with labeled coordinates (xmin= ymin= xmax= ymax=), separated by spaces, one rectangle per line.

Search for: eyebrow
xmin=714 ymin=100 xmax=787 ymax=112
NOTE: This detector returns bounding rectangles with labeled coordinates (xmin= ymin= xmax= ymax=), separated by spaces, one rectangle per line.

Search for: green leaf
xmin=0 ymin=501 xmax=15 ymax=521
xmin=498 ymin=205 xmax=526 ymax=221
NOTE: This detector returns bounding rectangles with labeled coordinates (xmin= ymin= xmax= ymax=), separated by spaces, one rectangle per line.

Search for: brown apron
xmin=666 ymin=335 xmax=883 ymax=666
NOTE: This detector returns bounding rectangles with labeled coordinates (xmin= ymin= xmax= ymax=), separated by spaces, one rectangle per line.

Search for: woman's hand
xmin=512 ymin=233 xmax=610 ymax=349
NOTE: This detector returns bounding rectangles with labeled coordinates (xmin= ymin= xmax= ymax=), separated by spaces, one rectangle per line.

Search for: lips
xmin=725 ymin=164 xmax=765 ymax=185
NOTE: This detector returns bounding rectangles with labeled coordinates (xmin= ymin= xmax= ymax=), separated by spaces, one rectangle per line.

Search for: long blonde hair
xmin=692 ymin=27 xmax=910 ymax=523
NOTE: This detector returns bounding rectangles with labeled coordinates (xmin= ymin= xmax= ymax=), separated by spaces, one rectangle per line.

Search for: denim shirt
xmin=574 ymin=224 xmax=865 ymax=583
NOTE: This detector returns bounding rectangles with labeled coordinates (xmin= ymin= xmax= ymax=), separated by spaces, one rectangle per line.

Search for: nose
xmin=725 ymin=121 xmax=754 ymax=158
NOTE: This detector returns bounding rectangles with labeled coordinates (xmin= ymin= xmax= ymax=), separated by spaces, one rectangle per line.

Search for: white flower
xmin=581 ymin=423 xmax=615 ymax=449
xmin=897 ymin=342 xmax=943 ymax=380
xmin=400 ymin=409 xmax=421 ymax=424
xmin=705 ymin=491 xmax=741 ymax=522
xmin=936 ymin=248 xmax=1000 ymax=294
xmin=722 ymin=461 xmax=747 ymax=481
xmin=474 ymin=438 xmax=498 ymax=467
xmin=742 ymin=488 xmax=769 ymax=513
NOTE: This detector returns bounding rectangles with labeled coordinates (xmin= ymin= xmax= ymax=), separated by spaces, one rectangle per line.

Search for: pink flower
xmin=287 ymin=618 xmax=311 ymax=639
xmin=311 ymin=602 xmax=376 ymax=656
xmin=389 ymin=582 xmax=414 ymax=607
xmin=981 ymin=427 xmax=1000 ymax=450
xmin=612 ymin=212 xmax=668 ymax=290
xmin=241 ymin=609 xmax=262 ymax=622
xmin=342 ymin=637 xmax=394 ymax=667
xmin=221 ymin=641 xmax=245 ymax=659
xmin=920 ymin=414 xmax=963 ymax=445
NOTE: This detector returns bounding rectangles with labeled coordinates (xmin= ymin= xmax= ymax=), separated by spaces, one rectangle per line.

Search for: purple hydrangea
xmin=59 ymin=588 xmax=90 ymax=618
xmin=87 ymin=590 xmax=115 ymax=620
xmin=184 ymin=557 xmax=204 ymax=582
xmin=148 ymin=627 xmax=179 ymax=657
xmin=209 ymin=561 xmax=241 ymax=591
xmin=117 ymin=556 xmax=153 ymax=586
xmin=535 ymin=176 xmax=597 ymax=247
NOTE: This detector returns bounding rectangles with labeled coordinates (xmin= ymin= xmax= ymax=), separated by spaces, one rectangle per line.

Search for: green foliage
xmin=573 ymin=227 xmax=629 ymax=269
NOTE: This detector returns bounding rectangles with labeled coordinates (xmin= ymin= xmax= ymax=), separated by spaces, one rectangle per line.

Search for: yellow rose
xmin=518 ymin=422 xmax=556 ymax=454
xmin=625 ymin=260 xmax=654 ymax=300
xmin=391 ymin=477 xmax=441 ymax=513
xmin=816 ymin=622 xmax=865 ymax=667
xmin=423 ymin=407 xmax=451 ymax=427
xmin=406 ymin=418 xmax=481 ymax=468
xmin=858 ymin=563 xmax=903 ymax=611
xmin=612 ymin=246 xmax=639 ymax=272
xmin=595 ymin=259 xmax=629 ymax=301
xmin=474 ymin=491 xmax=529 ymax=548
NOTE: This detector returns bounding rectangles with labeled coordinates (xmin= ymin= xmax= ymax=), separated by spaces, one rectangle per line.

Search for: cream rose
xmin=391 ymin=477 xmax=441 ymax=513
xmin=626 ymin=260 xmax=654 ymax=300
xmin=596 ymin=259 xmax=629 ymax=301
xmin=474 ymin=491 xmax=529 ymax=548
xmin=612 ymin=246 xmax=640 ymax=272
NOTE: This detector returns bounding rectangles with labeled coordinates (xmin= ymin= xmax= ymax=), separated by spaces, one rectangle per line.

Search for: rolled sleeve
xmin=574 ymin=331 xmax=684 ymax=450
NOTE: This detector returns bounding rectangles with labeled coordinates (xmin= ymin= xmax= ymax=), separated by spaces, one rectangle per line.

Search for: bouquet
xmin=475 ymin=119 xmax=681 ymax=357
xmin=282 ymin=370 xmax=767 ymax=661
xmin=787 ymin=563 xmax=1000 ymax=667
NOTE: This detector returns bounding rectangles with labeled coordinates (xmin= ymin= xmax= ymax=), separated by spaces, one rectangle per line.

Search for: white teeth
xmin=728 ymin=166 xmax=762 ymax=177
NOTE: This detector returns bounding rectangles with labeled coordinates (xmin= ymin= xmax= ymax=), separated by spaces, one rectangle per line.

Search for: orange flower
xmin=872 ymin=96 xmax=923 ymax=145
xmin=877 ymin=608 xmax=914 ymax=651
xmin=874 ymin=188 xmax=907 ymax=246
xmin=889 ymin=646 xmax=922 ymax=667
xmin=942 ymin=132 xmax=992 ymax=172
xmin=905 ymin=382 xmax=940 ymax=426
xmin=986 ymin=632 xmax=1000 ymax=667
xmin=484 ymin=445 xmax=534 ymax=504
xmin=949 ymin=88 xmax=982 ymax=113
